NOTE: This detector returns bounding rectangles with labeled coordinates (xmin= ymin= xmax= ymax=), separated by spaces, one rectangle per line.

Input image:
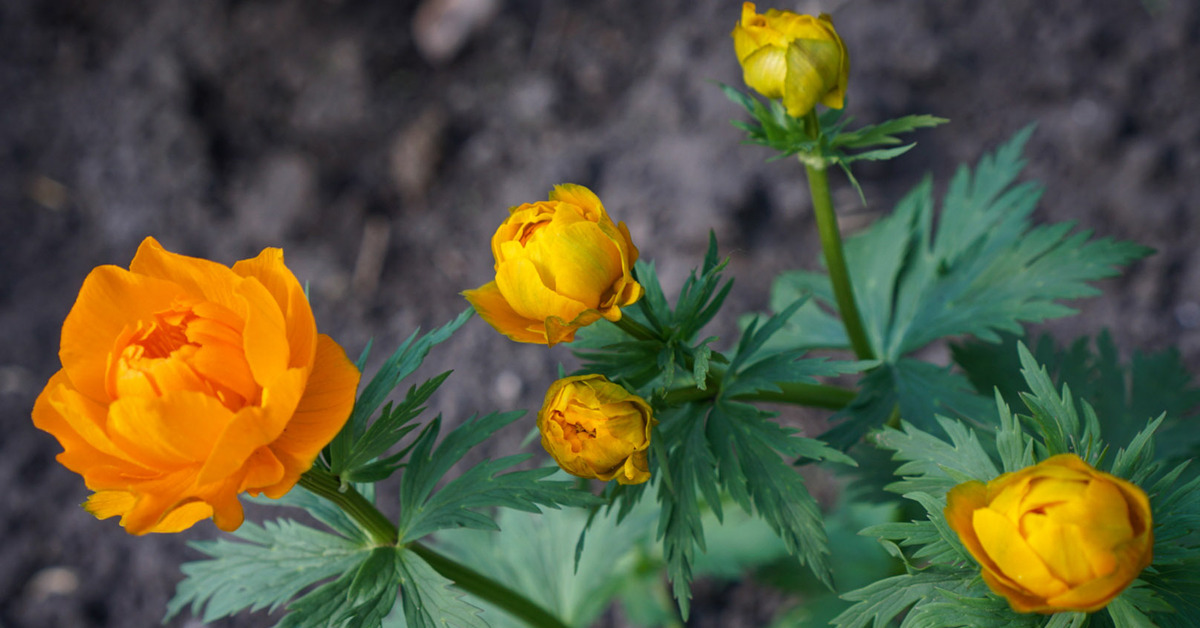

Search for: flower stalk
xmin=299 ymin=467 xmax=568 ymax=628
xmin=803 ymin=112 xmax=875 ymax=361
xmin=299 ymin=467 xmax=398 ymax=547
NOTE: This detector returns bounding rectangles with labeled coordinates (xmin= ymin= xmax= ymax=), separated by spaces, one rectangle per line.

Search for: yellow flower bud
xmin=944 ymin=454 xmax=1153 ymax=614
xmin=731 ymin=2 xmax=849 ymax=118
xmin=537 ymin=375 xmax=655 ymax=485
xmin=463 ymin=184 xmax=643 ymax=346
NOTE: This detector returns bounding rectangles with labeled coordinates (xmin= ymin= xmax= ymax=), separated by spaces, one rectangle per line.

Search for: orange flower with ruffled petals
xmin=33 ymin=237 xmax=360 ymax=535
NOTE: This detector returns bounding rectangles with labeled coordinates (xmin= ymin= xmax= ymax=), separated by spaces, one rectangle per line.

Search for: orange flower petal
xmin=128 ymin=237 xmax=245 ymax=316
xmin=265 ymin=334 xmax=360 ymax=496
xmin=146 ymin=501 xmax=215 ymax=534
xmin=117 ymin=468 xmax=199 ymax=535
xmin=106 ymin=391 xmax=231 ymax=468
xmin=236 ymin=276 xmax=291 ymax=389
xmin=232 ymin=247 xmax=317 ymax=370
xmin=59 ymin=265 xmax=190 ymax=404
xmin=36 ymin=373 xmax=144 ymax=474
xmin=196 ymin=367 xmax=307 ymax=486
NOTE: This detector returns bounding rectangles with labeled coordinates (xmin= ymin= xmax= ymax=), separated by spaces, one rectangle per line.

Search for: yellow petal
xmin=89 ymin=489 xmax=214 ymax=534
xmin=548 ymin=183 xmax=607 ymax=222
xmin=973 ymin=506 xmax=1068 ymax=599
xmin=782 ymin=38 xmax=842 ymax=118
xmin=1022 ymin=514 xmax=1099 ymax=585
xmin=618 ymin=451 xmax=651 ymax=485
xmin=536 ymin=222 xmax=623 ymax=308
xmin=740 ymin=45 xmax=787 ymax=99
xmin=463 ymin=281 xmax=548 ymax=344
xmin=495 ymin=257 xmax=589 ymax=324
xmin=116 ymin=468 xmax=198 ymax=535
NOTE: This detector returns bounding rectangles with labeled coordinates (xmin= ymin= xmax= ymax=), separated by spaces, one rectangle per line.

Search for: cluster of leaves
xmin=832 ymin=344 xmax=1200 ymax=628
xmin=756 ymin=127 xmax=1151 ymax=449
xmin=574 ymin=235 xmax=862 ymax=618
xmin=721 ymin=84 xmax=947 ymax=198
xmin=168 ymin=311 xmax=598 ymax=627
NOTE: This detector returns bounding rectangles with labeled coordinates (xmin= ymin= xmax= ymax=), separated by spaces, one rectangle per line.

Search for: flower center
xmin=557 ymin=416 xmax=597 ymax=454
xmin=107 ymin=301 xmax=258 ymax=410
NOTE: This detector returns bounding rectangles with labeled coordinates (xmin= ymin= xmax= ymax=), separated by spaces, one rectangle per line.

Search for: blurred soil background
xmin=2 ymin=0 xmax=1198 ymax=626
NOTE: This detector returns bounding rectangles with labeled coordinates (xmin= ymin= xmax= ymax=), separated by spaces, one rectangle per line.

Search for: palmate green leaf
xmin=953 ymin=331 xmax=1200 ymax=460
xmin=838 ymin=127 xmax=1151 ymax=360
xmin=723 ymin=296 xmax=869 ymax=399
xmin=574 ymin=235 xmax=732 ymax=394
xmin=707 ymin=400 xmax=840 ymax=587
xmin=396 ymin=551 xmax=489 ymax=628
xmin=280 ymin=546 xmax=402 ymax=628
xmin=831 ymin=569 xmax=971 ymax=628
xmin=645 ymin=396 xmax=853 ymax=618
xmin=826 ymin=358 xmax=996 ymax=450
xmin=874 ymin=415 xmax=999 ymax=496
xmin=397 ymin=410 xmax=600 ymax=544
xmin=166 ymin=518 xmax=370 ymax=624
xmin=655 ymin=403 xmax=719 ymax=620
xmin=843 ymin=345 xmax=1200 ymax=626
xmin=435 ymin=497 xmax=659 ymax=628
xmin=756 ymin=270 xmax=849 ymax=351
xmin=343 ymin=372 xmax=452 ymax=484
xmin=328 ymin=308 xmax=473 ymax=479
xmin=830 ymin=115 xmax=949 ymax=151
xmin=247 ymin=484 xmax=376 ymax=544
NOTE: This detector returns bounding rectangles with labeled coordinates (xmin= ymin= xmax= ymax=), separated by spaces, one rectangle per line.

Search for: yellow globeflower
xmin=732 ymin=2 xmax=849 ymax=118
xmin=464 ymin=184 xmax=642 ymax=346
xmin=944 ymin=454 xmax=1154 ymax=613
xmin=537 ymin=374 xmax=654 ymax=485
xmin=32 ymin=238 xmax=361 ymax=535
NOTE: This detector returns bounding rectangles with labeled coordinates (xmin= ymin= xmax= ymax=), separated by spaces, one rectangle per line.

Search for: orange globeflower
xmin=464 ymin=184 xmax=642 ymax=346
xmin=944 ymin=454 xmax=1153 ymax=614
xmin=32 ymin=237 xmax=360 ymax=535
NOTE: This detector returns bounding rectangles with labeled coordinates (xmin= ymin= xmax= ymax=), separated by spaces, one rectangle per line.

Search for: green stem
xmin=299 ymin=468 xmax=567 ymax=628
xmin=661 ymin=374 xmax=855 ymax=411
xmin=299 ymin=467 xmax=398 ymax=547
xmin=613 ymin=314 xmax=657 ymax=341
xmin=740 ymin=381 xmax=857 ymax=410
xmin=803 ymin=111 xmax=875 ymax=361
xmin=410 ymin=543 xmax=571 ymax=628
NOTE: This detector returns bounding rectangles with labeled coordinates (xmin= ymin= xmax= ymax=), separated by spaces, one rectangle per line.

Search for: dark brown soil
xmin=3 ymin=0 xmax=1198 ymax=626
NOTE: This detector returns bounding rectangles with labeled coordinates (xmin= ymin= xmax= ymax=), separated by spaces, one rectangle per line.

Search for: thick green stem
xmin=299 ymin=467 xmax=398 ymax=547
xmin=803 ymin=113 xmax=875 ymax=361
xmin=742 ymin=381 xmax=857 ymax=409
xmin=410 ymin=543 xmax=571 ymax=628
xmin=299 ymin=468 xmax=567 ymax=628
xmin=613 ymin=314 xmax=657 ymax=341
xmin=661 ymin=374 xmax=855 ymax=410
